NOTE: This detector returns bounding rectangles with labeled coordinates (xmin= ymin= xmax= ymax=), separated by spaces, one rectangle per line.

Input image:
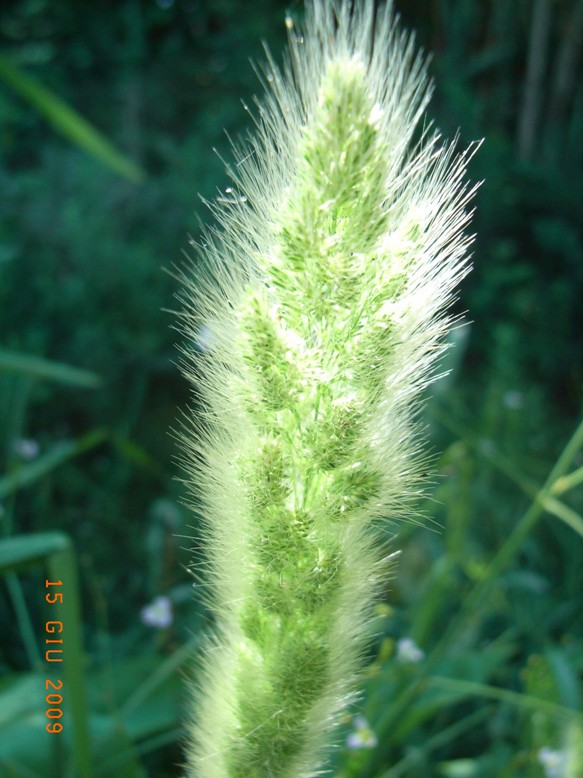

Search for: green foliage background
xmin=0 ymin=0 xmax=581 ymax=776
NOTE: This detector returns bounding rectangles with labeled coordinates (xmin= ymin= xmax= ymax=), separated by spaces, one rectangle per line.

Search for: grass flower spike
xmin=178 ymin=1 xmax=478 ymax=776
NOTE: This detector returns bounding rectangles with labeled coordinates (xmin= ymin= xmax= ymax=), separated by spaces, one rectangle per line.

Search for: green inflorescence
xmin=178 ymin=2 xmax=477 ymax=776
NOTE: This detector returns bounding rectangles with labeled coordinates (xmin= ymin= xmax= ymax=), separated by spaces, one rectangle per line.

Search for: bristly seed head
xmin=177 ymin=2 xmax=479 ymax=776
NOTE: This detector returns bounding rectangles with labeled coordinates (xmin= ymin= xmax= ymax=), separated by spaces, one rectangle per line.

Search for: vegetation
xmin=0 ymin=0 xmax=581 ymax=776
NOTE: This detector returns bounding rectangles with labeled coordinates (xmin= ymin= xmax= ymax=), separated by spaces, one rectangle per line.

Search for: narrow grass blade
xmin=0 ymin=55 xmax=144 ymax=183
xmin=0 ymin=430 xmax=107 ymax=500
xmin=0 ymin=350 xmax=102 ymax=389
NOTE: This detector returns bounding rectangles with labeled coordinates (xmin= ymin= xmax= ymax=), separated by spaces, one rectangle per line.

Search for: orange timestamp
xmin=45 ymin=579 xmax=64 ymax=733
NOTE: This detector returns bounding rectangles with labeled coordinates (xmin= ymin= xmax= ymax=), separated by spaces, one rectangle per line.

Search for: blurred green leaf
xmin=0 ymin=532 xmax=92 ymax=776
xmin=0 ymin=531 xmax=69 ymax=573
xmin=0 ymin=675 xmax=39 ymax=729
xmin=552 ymin=466 xmax=583 ymax=495
xmin=546 ymin=647 xmax=582 ymax=711
xmin=543 ymin=496 xmax=583 ymax=539
xmin=0 ymin=350 xmax=102 ymax=388
xmin=0 ymin=430 xmax=107 ymax=499
xmin=0 ymin=690 xmax=49 ymax=777
xmin=0 ymin=54 xmax=145 ymax=183
xmin=0 ymin=673 xmax=144 ymax=778
xmin=429 ymin=676 xmax=583 ymax=723
xmin=437 ymin=760 xmax=479 ymax=778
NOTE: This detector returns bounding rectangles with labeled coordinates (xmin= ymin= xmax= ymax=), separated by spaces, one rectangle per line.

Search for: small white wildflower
xmin=14 ymin=438 xmax=40 ymax=460
xmin=396 ymin=637 xmax=425 ymax=664
xmin=537 ymin=747 xmax=566 ymax=778
xmin=503 ymin=389 xmax=524 ymax=410
xmin=140 ymin=595 xmax=173 ymax=629
xmin=346 ymin=715 xmax=378 ymax=750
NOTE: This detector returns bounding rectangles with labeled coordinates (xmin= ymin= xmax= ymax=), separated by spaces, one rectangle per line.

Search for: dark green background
xmin=1 ymin=1 xmax=581 ymax=776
